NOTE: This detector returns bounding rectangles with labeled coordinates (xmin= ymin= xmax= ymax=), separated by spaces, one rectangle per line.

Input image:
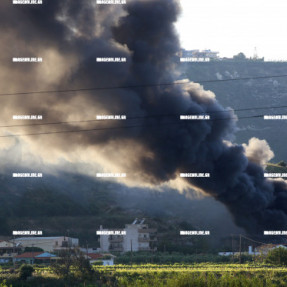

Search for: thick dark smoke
xmin=111 ymin=0 xmax=287 ymax=233
xmin=1 ymin=0 xmax=287 ymax=234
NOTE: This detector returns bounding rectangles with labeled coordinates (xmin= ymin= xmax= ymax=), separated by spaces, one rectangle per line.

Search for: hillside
xmin=266 ymin=162 xmax=287 ymax=174
xmin=184 ymin=61 xmax=287 ymax=162
xmin=0 ymin=170 xmax=242 ymax=247
xmin=3 ymin=61 xmax=287 ymax=247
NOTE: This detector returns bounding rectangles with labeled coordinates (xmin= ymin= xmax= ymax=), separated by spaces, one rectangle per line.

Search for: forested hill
xmin=184 ymin=61 xmax=287 ymax=162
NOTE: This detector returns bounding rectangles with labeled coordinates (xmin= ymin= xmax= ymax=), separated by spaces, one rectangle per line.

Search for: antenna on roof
xmin=253 ymin=47 xmax=258 ymax=60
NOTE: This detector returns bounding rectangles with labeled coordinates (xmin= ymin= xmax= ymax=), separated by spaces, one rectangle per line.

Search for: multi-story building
xmin=0 ymin=240 xmax=22 ymax=264
xmin=0 ymin=240 xmax=22 ymax=256
xmin=13 ymin=236 xmax=79 ymax=252
xmin=99 ymin=219 xmax=157 ymax=253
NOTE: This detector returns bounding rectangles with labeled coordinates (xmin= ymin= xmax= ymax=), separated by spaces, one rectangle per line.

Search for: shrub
xmin=278 ymin=161 xmax=287 ymax=167
xmin=19 ymin=264 xmax=34 ymax=280
xmin=266 ymin=247 xmax=287 ymax=266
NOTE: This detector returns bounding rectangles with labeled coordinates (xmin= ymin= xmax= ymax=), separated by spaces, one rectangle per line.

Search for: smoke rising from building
xmin=1 ymin=0 xmax=287 ymax=233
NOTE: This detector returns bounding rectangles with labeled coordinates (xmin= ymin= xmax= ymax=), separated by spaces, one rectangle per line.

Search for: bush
xmin=24 ymin=247 xmax=44 ymax=252
xmin=278 ymin=161 xmax=287 ymax=167
xmin=0 ymin=280 xmax=9 ymax=287
xmin=19 ymin=264 xmax=34 ymax=280
xmin=266 ymin=247 xmax=287 ymax=266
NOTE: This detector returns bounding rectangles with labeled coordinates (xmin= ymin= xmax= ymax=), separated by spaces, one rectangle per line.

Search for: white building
xmin=13 ymin=236 xmax=79 ymax=252
xmin=99 ymin=219 xmax=157 ymax=253
xmin=179 ymin=49 xmax=219 ymax=62
xmin=103 ymin=258 xmax=114 ymax=266
xmin=219 ymin=246 xmax=260 ymax=256
xmin=255 ymin=244 xmax=287 ymax=255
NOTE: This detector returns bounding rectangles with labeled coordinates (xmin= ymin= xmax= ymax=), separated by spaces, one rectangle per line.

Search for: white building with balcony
xmin=99 ymin=219 xmax=157 ymax=253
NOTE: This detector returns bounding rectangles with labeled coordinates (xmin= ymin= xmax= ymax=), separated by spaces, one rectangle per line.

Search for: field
xmin=93 ymin=264 xmax=287 ymax=286
xmin=2 ymin=263 xmax=287 ymax=286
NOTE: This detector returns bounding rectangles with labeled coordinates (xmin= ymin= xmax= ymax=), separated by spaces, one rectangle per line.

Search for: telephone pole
xmin=231 ymin=234 xmax=234 ymax=263
xmin=239 ymin=234 xmax=242 ymax=264
xmin=86 ymin=241 xmax=89 ymax=258
xmin=12 ymin=235 xmax=16 ymax=269
xmin=130 ymin=240 xmax=133 ymax=266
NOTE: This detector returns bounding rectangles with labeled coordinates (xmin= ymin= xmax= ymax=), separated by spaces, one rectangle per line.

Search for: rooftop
xmin=14 ymin=236 xmax=68 ymax=241
xmin=15 ymin=252 xmax=42 ymax=258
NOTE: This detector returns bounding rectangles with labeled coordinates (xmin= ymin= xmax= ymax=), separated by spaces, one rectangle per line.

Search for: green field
xmin=93 ymin=264 xmax=287 ymax=287
xmin=2 ymin=263 xmax=287 ymax=286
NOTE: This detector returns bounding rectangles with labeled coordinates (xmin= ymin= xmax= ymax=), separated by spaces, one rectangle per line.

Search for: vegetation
xmin=277 ymin=161 xmax=287 ymax=167
xmin=24 ymin=247 xmax=44 ymax=253
xmin=233 ymin=52 xmax=247 ymax=61
xmin=266 ymin=247 xmax=287 ymax=266
xmin=115 ymin=252 xmax=232 ymax=264
xmin=19 ymin=265 xmax=34 ymax=280
xmin=266 ymin=162 xmax=287 ymax=174
xmin=1 ymin=263 xmax=287 ymax=286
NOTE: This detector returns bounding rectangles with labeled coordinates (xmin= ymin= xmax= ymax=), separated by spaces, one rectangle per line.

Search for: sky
xmin=176 ymin=0 xmax=287 ymax=61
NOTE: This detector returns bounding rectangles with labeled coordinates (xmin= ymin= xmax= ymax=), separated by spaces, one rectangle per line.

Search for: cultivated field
xmin=93 ymin=263 xmax=287 ymax=287
xmin=2 ymin=263 xmax=287 ymax=286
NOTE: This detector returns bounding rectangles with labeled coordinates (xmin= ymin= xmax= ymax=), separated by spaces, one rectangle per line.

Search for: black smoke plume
xmin=1 ymin=0 xmax=287 ymax=234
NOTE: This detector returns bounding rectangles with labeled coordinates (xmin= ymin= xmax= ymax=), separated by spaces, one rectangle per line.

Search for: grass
xmin=93 ymin=263 xmax=287 ymax=286
xmin=2 ymin=263 xmax=287 ymax=286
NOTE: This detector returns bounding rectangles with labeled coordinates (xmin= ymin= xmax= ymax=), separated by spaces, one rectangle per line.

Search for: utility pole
xmin=239 ymin=234 xmax=242 ymax=264
xmin=130 ymin=240 xmax=133 ymax=266
xmin=86 ymin=241 xmax=89 ymax=259
xmin=12 ymin=235 xmax=15 ymax=269
xmin=231 ymin=234 xmax=234 ymax=263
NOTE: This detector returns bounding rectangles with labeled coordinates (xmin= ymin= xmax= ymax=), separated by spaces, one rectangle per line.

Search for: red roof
xmin=88 ymin=253 xmax=104 ymax=260
xmin=15 ymin=252 xmax=42 ymax=258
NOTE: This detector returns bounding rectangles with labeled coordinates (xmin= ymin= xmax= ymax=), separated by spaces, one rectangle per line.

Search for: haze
xmin=177 ymin=0 xmax=287 ymax=61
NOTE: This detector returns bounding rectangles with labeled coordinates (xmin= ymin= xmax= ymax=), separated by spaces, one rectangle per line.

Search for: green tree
xmin=278 ymin=161 xmax=287 ymax=167
xmin=19 ymin=264 xmax=34 ymax=280
xmin=266 ymin=247 xmax=287 ymax=265
xmin=51 ymin=248 xmax=95 ymax=281
xmin=73 ymin=252 xmax=95 ymax=281
xmin=0 ymin=280 xmax=10 ymax=287
xmin=24 ymin=247 xmax=44 ymax=252
xmin=233 ymin=52 xmax=247 ymax=61
xmin=50 ymin=250 xmax=73 ymax=278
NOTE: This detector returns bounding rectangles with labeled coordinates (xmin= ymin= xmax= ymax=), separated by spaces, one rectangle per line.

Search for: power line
xmin=0 ymin=113 xmax=277 ymax=138
xmin=2 ymin=104 xmax=287 ymax=129
xmin=1 ymin=74 xmax=287 ymax=97
xmin=241 ymin=234 xmax=269 ymax=246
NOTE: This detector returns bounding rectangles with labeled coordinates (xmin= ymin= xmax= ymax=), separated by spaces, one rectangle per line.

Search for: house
xmin=256 ymin=244 xmax=287 ymax=255
xmin=34 ymin=252 xmax=57 ymax=264
xmin=219 ymin=246 xmax=259 ymax=256
xmin=86 ymin=253 xmax=104 ymax=264
xmin=0 ymin=257 xmax=11 ymax=264
xmin=13 ymin=252 xmax=57 ymax=265
xmin=99 ymin=219 xmax=157 ymax=253
xmin=102 ymin=258 xmax=114 ymax=266
xmin=87 ymin=253 xmax=115 ymax=265
xmin=0 ymin=240 xmax=22 ymax=263
xmin=13 ymin=252 xmax=43 ymax=265
xmin=13 ymin=237 xmax=79 ymax=252
xmin=218 ymin=251 xmax=236 ymax=256
xmin=0 ymin=240 xmax=22 ymax=256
